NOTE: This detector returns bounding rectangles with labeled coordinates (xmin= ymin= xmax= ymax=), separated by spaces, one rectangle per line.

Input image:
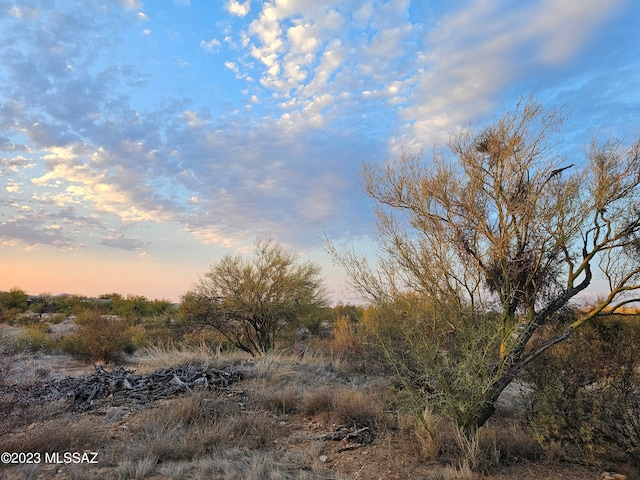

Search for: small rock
xmin=319 ymin=455 xmax=329 ymax=463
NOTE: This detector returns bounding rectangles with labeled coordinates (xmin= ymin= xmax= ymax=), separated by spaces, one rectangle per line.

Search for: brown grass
xmin=0 ymin=416 xmax=106 ymax=454
xmin=0 ymin=340 xmax=621 ymax=480
xmin=253 ymin=383 xmax=302 ymax=414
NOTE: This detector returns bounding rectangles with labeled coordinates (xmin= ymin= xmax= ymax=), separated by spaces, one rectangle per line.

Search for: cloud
xmin=396 ymin=0 xmax=629 ymax=150
xmin=1 ymin=155 xmax=35 ymax=174
xmin=227 ymin=1 xmax=251 ymax=17
xmin=0 ymin=0 xmax=635 ymax=259
xmin=101 ymin=234 xmax=149 ymax=251
xmin=0 ymin=216 xmax=79 ymax=250
xmin=200 ymin=38 xmax=221 ymax=52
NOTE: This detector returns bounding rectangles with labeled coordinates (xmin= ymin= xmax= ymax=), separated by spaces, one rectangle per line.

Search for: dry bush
xmin=189 ymin=448 xmax=333 ymax=480
xmin=478 ymin=420 xmax=544 ymax=466
xmin=224 ymin=412 xmax=284 ymax=449
xmin=125 ymin=392 xmax=241 ymax=463
xmin=131 ymin=422 xmax=209 ymax=463
xmin=301 ymin=386 xmax=387 ymax=432
xmin=59 ymin=313 xmax=132 ymax=363
xmin=0 ymin=337 xmax=15 ymax=387
xmin=253 ymin=384 xmax=302 ymax=414
xmin=424 ymin=463 xmax=474 ymax=480
xmin=331 ymin=389 xmax=386 ymax=429
xmin=166 ymin=392 xmax=239 ymax=427
xmin=136 ymin=341 xmax=224 ymax=372
xmin=301 ymin=386 xmax=336 ymax=418
xmin=528 ymin=316 xmax=640 ymax=466
xmin=125 ymin=393 xmax=283 ymax=471
xmin=0 ymin=416 xmax=105 ymax=455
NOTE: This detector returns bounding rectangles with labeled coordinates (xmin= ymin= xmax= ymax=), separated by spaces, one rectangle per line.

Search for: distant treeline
xmin=0 ymin=288 xmax=177 ymax=320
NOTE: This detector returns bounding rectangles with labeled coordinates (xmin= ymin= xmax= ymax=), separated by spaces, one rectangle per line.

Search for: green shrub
xmin=527 ymin=316 xmax=640 ymax=466
xmin=60 ymin=313 xmax=132 ymax=363
xmin=15 ymin=323 xmax=55 ymax=353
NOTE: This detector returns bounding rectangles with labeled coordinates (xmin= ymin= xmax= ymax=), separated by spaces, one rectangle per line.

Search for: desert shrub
xmin=527 ymin=316 xmax=640 ymax=466
xmin=323 ymin=310 xmax=387 ymax=374
xmin=125 ymin=394 xmax=240 ymax=465
xmin=253 ymin=384 xmax=302 ymax=414
xmin=331 ymin=389 xmax=385 ymax=429
xmin=124 ymin=324 xmax=147 ymax=353
xmin=0 ymin=288 xmax=28 ymax=312
xmin=224 ymin=412 xmax=284 ymax=449
xmin=14 ymin=323 xmax=55 ymax=353
xmin=301 ymin=386 xmax=335 ymax=418
xmin=183 ymin=327 xmax=234 ymax=353
xmin=0 ymin=308 xmax=26 ymax=325
xmin=143 ymin=325 xmax=178 ymax=346
xmin=72 ymin=309 xmax=101 ymax=326
xmin=59 ymin=313 xmax=132 ymax=363
xmin=301 ymin=386 xmax=386 ymax=431
xmin=475 ymin=420 xmax=544 ymax=471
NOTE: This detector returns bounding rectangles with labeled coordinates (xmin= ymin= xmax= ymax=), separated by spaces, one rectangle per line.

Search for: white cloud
xmin=287 ymin=22 xmax=321 ymax=54
xmin=227 ymin=0 xmax=251 ymax=17
xmin=398 ymin=0 xmax=628 ymax=150
xmin=200 ymin=38 xmax=221 ymax=52
xmin=224 ymin=61 xmax=239 ymax=72
xmin=529 ymin=0 xmax=625 ymax=64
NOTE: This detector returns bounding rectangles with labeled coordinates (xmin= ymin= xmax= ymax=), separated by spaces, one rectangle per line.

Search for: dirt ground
xmin=0 ymin=325 xmax=634 ymax=480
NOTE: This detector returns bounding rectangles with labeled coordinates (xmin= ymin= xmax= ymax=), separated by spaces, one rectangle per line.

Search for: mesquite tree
xmin=327 ymin=97 xmax=640 ymax=432
xmin=181 ymin=238 xmax=327 ymax=356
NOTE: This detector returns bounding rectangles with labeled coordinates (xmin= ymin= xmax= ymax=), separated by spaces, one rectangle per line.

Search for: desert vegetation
xmin=2 ymin=98 xmax=640 ymax=479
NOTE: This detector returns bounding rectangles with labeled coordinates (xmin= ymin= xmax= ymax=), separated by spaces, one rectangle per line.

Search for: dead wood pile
xmin=43 ymin=364 xmax=245 ymax=411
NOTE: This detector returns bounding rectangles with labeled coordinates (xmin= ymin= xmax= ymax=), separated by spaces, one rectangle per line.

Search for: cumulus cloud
xmin=227 ymin=1 xmax=251 ymax=17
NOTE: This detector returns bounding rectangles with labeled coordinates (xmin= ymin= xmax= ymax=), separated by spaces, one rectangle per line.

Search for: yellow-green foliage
xmin=15 ymin=323 xmax=55 ymax=353
xmin=60 ymin=313 xmax=132 ymax=363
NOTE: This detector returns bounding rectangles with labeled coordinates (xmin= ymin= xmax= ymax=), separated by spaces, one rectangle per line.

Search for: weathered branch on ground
xmin=37 ymin=364 xmax=245 ymax=412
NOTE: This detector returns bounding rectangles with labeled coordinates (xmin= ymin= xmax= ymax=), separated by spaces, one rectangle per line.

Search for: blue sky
xmin=1 ymin=0 xmax=639 ymax=302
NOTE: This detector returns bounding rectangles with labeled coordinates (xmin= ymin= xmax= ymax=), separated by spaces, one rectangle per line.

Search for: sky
xmin=1 ymin=0 xmax=639 ymax=303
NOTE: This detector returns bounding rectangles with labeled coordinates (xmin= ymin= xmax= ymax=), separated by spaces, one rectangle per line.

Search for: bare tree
xmin=327 ymin=97 xmax=640 ymax=432
xmin=181 ymin=238 xmax=327 ymax=356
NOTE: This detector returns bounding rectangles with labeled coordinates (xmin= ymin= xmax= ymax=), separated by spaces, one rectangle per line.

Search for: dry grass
xmin=301 ymin=385 xmax=336 ymax=418
xmin=0 ymin=342 xmax=618 ymax=480
xmin=135 ymin=341 xmax=243 ymax=372
xmin=478 ymin=420 xmax=545 ymax=465
xmin=301 ymin=385 xmax=388 ymax=433
xmin=252 ymin=350 xmax=299 ymax=382
xmin=424 ymin=462 xmax=474 ymax=480
xmin=253 ymin=383 xmax=302 ymax=414
xmin=0 ymin=416 xmax=106 ymax=455
xmin=331 ymin=389 xmax=386 ymax=429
